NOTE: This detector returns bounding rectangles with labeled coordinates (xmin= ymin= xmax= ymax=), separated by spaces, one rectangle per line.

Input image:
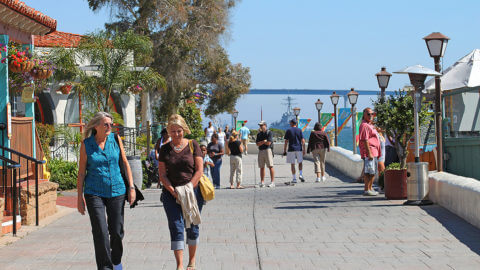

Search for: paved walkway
xmin=1 ymin=154 xmax=480 ymax=269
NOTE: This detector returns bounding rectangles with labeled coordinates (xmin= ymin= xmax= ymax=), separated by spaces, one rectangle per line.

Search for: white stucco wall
xmin=429 ymin=172 xmax=480 ymax=229
xmin=325 ymin=146 xmax=363 ymax=180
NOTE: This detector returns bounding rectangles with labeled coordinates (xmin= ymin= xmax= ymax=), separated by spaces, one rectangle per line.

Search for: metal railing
xmin=0 ymin=125 xmax=46 ymax=236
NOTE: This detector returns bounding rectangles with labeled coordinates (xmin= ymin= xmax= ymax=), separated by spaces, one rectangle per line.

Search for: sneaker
xmin=113 ymin=264 xmax=123 ymax=270
xmin=268 ymin=182 xmax=275 ymax=188
xmin=322 ymin=176 xmax=327 ymax=182
xmin=299 ymin=175 xmax=305 ymax=182
xmin=259 ymin=182 xmax=266 ymax=188
xmin=369 ymin=189 xmax=379 ymax=195
xmin=363 ymin=190 xmax=378 ymax=196
xmin=285 ymin=179 xmax=297 ymax=186
xmin=315 ymin=178 xmax=321 ymax=183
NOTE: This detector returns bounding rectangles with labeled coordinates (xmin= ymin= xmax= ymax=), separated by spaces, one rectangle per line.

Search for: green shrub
xmin=36 ymin=123 xmax=55 ymax=160
xmin=48 ymin=159 xmax=78 ymax=191
xmin=385 ymin=162 xmax=401 ymax=170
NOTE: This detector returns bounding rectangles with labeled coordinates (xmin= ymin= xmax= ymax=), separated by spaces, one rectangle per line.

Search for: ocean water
xmin=303 ymin=126 xmax=359 ymax=152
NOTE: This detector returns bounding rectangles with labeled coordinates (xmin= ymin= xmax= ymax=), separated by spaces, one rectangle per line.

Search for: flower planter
xmin=9 ymin=61 xmax=34 ymax=73
xmin=384 ymin=169 xmax=407 ymax=200
xmin=57 ymin=84 xmax=72 ymax=95
xmin=30 ymin=69 xmax=53 ymax=80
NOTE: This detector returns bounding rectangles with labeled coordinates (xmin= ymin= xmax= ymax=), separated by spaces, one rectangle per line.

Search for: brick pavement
xmin=1 ymin=154 xmax=480 ymax=269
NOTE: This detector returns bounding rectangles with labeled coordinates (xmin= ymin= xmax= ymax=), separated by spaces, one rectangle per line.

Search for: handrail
xmin=0 ymin=145 xmax=46 ymax=164
xmin=0 ymin=155 xmax=21 ymax=168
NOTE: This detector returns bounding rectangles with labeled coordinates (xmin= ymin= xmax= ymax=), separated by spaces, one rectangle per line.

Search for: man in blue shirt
xmin=283 ymin=119 xmax=305 ymax=185
xmin=238 ymin=122 xmax=250 ymax=155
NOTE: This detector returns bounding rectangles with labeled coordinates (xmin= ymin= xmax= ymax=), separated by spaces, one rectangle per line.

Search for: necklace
xmin=172 ymin=141 xmax=184 ymax=151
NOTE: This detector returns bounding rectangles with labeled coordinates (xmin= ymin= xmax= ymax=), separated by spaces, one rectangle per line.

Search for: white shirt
xmin=217 ymin=131 xmax=226 ymax=147
xmin=205 ymin=126 xmax=215 ymax=140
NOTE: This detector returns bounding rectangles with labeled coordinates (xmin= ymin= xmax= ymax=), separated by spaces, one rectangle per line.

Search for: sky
xmin=26 ymin=0 xmax=480 ymax=128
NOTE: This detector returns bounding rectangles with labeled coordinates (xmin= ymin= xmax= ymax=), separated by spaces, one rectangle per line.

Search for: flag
xmin=320 ymin=113 xmax=334 ymax=131
xmin=236 ymin=120 xmax=247 ymax=131
xmin=355 ymin=112 xmax=363 ymax=146
xmin=298 ymin=118 xmax=312 ymax=132
xmin=337 ymin=108 xmax=352 ymax=133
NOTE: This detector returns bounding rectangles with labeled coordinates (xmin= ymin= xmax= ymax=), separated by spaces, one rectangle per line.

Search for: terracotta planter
xmin=9 ymin=60 xmax=34 ymax=73
xmin=30 ymin=69 xmax=53 ymax=80
xmin=384 ymin=169 xmax=407 ymax=200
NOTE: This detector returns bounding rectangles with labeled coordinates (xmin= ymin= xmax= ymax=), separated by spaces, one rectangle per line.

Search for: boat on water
xmin=270 ymin=96 xmax=297 ymax=130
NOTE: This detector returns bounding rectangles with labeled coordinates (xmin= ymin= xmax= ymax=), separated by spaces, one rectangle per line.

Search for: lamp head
xmin=347 ymin=88 xmax=359 ymax=106
xmin=315 ymin=99 xmax=323 ymax=111
xmin=330 ymin=91 xmax=339 ymax=106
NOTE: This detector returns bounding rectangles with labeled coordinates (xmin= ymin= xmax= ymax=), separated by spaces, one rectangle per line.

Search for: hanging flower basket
xmin=9 ymin=60 xmax=34 ymax=73
xmin=30 ymin=68 xmax=53 ymax=80
xmin=127 ymin=84 xmax=143 ymax=94
xmin=57 ymin=84 xmax=73 ymax=95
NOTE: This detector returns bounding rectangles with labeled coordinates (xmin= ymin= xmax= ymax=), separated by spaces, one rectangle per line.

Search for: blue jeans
xmin=161 ymin=186 xmax=204 ymax=250
xmin=210 ymin=159 xmax=222 ymax=187
xmin=85 ymin=194 xmax=126 ymax=270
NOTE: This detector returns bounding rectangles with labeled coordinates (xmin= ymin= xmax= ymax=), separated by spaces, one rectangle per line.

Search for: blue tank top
xmin=83 ymin=133 xmax=126 ymax=198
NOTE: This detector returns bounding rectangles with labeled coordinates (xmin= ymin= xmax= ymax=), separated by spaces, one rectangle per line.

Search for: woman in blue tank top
xmin=77 ymin=112 xmax=135 ymax=270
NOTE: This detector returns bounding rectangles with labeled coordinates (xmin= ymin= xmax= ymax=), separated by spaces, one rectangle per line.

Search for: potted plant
xmin=57 ymin=83 xmax=73 ymax=95
xmin=1 ymin=42 xmax=34 ymax=73
xmin=30 ymin=58 xmax=55 ymax=80
xmin=373 ymin=88 xmax=431 ymax=199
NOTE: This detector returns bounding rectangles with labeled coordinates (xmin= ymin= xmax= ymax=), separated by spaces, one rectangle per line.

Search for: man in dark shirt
xmin=283 ymin=119 xmax=305 ymax=185
xmin=256 ymin=121 xmax=275 ymax=188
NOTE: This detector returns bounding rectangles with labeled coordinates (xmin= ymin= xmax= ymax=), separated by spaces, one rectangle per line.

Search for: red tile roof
xmin=34 ymin=31 xmax=83 ymax=48
xmin=0 ymin=0 xmax=57 ymax=32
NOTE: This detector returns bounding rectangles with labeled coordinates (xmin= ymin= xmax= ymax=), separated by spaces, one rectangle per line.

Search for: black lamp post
xmin=424 ymin=32 xmax=449 ymax=172
xmin=330 ymin=92 xmax=339 ymax=146
xmin=315 ymin=99 xmax=323 ymax=123
xmin=232 ymin=109 xmax=239 ymax=130
xmin=347 ymin=88 xmax=359 ymax=154
xmin=293 ymin=107 xmax=301 ymax=123
xmin=376 ymin=67 xmax=392 ymax=102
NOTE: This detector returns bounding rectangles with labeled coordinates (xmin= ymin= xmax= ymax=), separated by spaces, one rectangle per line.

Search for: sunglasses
xmin=103 ymin=123 xmax=113 ymax=128
xmin=366 ymin=112 xmax=375 ymax=116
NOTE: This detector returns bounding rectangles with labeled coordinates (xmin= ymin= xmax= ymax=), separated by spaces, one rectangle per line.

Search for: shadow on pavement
xmin=275 ymin=205 xmax=327 ymax=209
xmin=421 ymin=205 xmax=480 ymax=256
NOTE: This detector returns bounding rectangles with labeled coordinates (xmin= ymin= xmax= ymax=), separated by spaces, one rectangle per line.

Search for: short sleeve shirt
xmin=228 ymin=140 xmax=242 ymax=156
xmin=158 ymin=140 xmax=202 ymax=187
xmin=256 ymin=130 xmax=273 ymax=150
xmin=239 ymin=127 xmax=250 ymax=140
xmin=284 ymin=127 xmax=304 ymax=152
xmin=207 ymin=142 xmax=223 ymax=162
xmin=83 ymin=133 xmax=125 ymax=198
xmin=358 ymin=120 xmax=381 ymax=158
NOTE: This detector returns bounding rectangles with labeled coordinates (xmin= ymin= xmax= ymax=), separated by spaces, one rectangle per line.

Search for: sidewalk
xmin=1 ymin=154 xmax=480 ymax=269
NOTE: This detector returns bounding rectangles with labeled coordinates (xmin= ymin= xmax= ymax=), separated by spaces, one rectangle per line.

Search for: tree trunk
xmin=141 ymin=91 xmax=151 ymax=127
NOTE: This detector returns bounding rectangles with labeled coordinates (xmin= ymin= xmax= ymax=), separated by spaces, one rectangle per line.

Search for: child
xmin=201 ymin=143 xmax=214 ymax=179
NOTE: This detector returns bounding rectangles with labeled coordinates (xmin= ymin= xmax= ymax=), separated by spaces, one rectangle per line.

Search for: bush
xmin=48 ymin=159 xmax=78 ymax=191
xmin=36 ymin=123 xmax=55 ymax=159
xmin=385 ymin=162 xmax=401 ymax=170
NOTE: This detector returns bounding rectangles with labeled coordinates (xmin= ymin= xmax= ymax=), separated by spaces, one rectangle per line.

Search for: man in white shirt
xmin=204 ymin=122 xmax=215 ymax=143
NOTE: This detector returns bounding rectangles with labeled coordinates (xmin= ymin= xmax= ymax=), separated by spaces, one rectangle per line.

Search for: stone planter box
xmin=20 ymin=182 xmax=58 ymax=225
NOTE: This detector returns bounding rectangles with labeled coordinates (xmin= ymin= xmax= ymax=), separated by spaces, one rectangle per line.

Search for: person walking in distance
xmin=238 ymin=122 xmax=250 ymax=155
xmin=77 ymin=112 xmax=135 ymax=270
xmin=228 ymin=131 xmax=244 ymax=189
xmin=217 ymin=127 xmax=226 ymax=150
xmin=256 ymin=121 xmax=275 ymax=187
xmin=359 ymin=108 xmax=381 ymax=196
xmin=284 ymin=119 xmax=306 ymax=185
xmin=204 ymin=122 xmax=215 ymax=144
xmin=207 ymin=133 xmax=224 ymax=189
xmin=307 ymin=122 xmax=330 ymax=183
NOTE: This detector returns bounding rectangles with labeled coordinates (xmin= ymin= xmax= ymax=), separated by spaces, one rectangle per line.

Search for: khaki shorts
xmin=258 ymin=148 xmax=274 ymax=168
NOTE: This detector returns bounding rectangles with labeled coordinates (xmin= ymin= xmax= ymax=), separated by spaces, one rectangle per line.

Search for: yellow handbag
xmin=189 ymin=140 xmax=215 ymax=201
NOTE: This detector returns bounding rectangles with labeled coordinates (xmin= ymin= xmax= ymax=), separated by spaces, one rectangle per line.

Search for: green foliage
xmin=87 ymin=0 xmax=250 ymax=118
xmin=48 ymin=159 xmax=78 ymax=191
xmin=55 ymin=125 xmax=83 ymax=157
xmin=250 ymin=129 xmax=259 ymax=137
xmin=385 ymin=162 xmax=401 ymax=170
xmin=36 ymin=123 xmax=54 ymax=160
xmin=373 ymin=89 xmax=432 ymax=168
xmin=270 ymin=128 xmax=285 ymax=138
xmin=178 ymin=101 xmax=203 ymax=141
xmin=136 ymin=134 xmax=154 ymax=150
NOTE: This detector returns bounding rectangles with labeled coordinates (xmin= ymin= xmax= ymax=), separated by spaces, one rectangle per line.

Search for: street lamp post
xmin=315 ymin=99 xmax=323 ymax=123
xmin=232 ymin=109 xmax=239 ymax=131
xmin=293 ymin=107 xmax=301 ymax=123
xmin=347 ymin=88 xmax=359 ymax=154
xmin=376 ymin=67 xmax=392 ymax=102
xmin=424 ymin=32 xmax=449 ymax=172
xmin=330 ymin=92 xmax=339 ymax=146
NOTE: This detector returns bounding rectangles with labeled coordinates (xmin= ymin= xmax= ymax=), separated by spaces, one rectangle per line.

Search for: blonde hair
xmin=84 ymin=112 xmax=113 ymax=139
xmin=229 ymin=131 xmax=238 ymax=143
xmin=167 ymin=114 xmax=191 ymax=135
